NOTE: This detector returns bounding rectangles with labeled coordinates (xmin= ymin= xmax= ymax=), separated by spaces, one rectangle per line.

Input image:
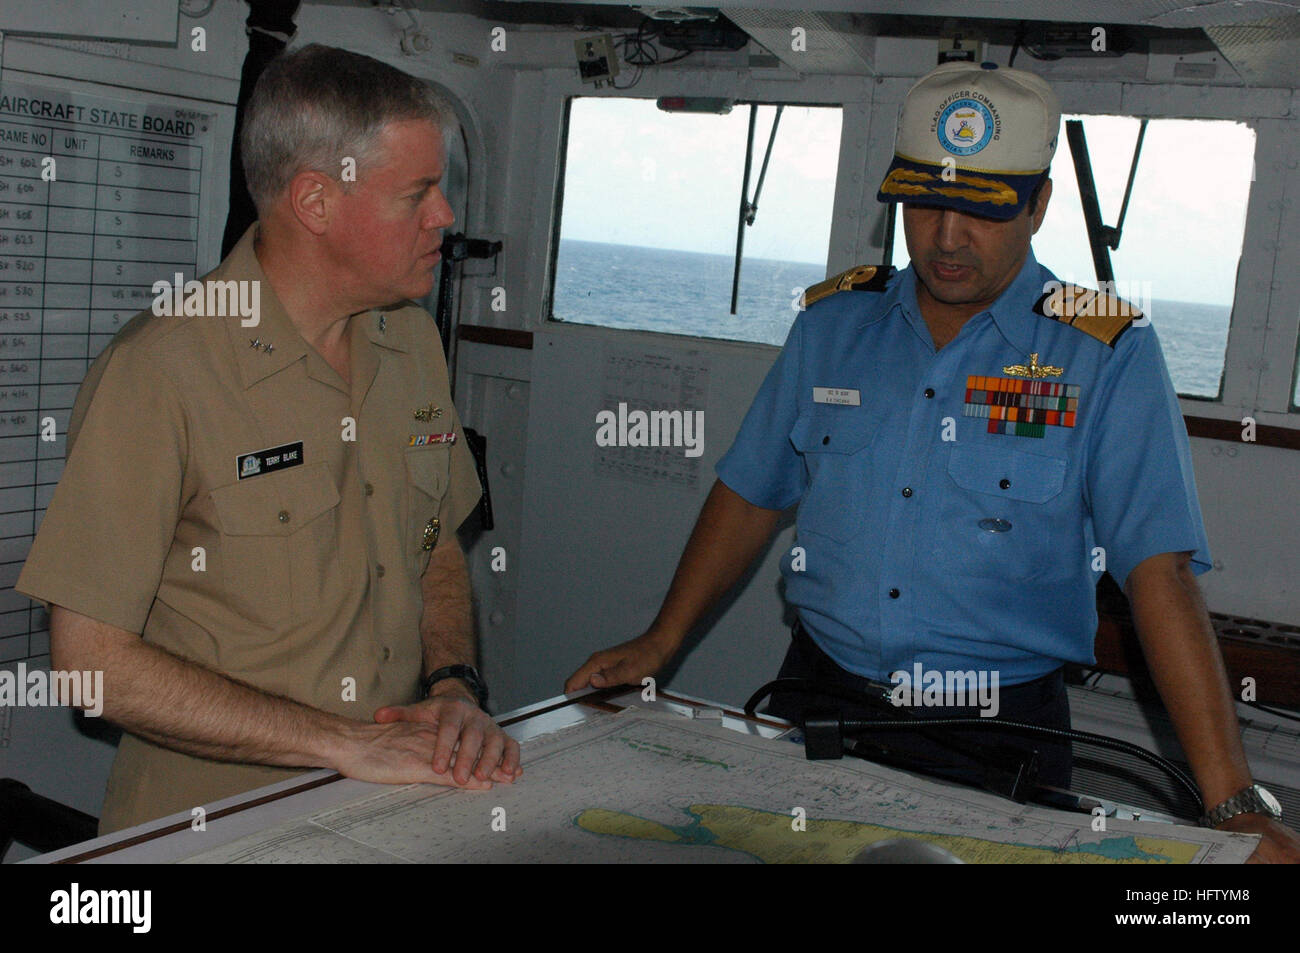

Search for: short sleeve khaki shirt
xmin=17 ymin=225 xmax=482 ymax=833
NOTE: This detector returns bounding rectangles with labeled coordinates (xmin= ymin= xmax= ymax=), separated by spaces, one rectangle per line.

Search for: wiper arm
xmin=731 ymin=104 xmax=785 ymax=314
xmin=1064 ymin=117 xmax=1147 ymax=285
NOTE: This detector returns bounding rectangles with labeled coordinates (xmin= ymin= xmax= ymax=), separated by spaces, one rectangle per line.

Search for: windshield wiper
xmin=731 ymin=104 xmax=785 ymax=314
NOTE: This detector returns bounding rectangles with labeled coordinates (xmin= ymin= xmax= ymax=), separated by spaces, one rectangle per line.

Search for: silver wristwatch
xmin=1199 ymin=783 xmax=1282 ymax=828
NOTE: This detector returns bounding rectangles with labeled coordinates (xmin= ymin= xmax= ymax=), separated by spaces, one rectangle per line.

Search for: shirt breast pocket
xmin=209 ymin=463 xmax=341 ymax=628
xmin=405 ymin=444 xmax=452 ymax=576
xmin=790 ymin=412 xmax=878 ymax=544
xmin=936 ymin=445 xmax=1073 ymax=581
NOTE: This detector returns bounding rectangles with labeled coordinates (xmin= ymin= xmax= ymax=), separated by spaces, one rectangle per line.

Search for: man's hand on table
xmin=329 ymin=686 xmax=522 ymax=789
xmin=1216 ymin=813 xmax=1300 ymax=864
xmin=564 ymin=630 xmax=676 ymax=695
xmin=374 ymin=682 xmax=523 ymax=786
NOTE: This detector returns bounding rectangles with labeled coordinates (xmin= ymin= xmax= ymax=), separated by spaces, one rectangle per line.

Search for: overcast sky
xmin=560 ymin=98 xmax=1254 ymax=306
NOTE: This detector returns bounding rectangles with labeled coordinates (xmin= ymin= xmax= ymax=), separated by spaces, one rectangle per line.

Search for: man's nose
xmin=934 ymin=210 xmax=967 ymax=251
xmin=426 ymin=189 xmax=455 ymax=230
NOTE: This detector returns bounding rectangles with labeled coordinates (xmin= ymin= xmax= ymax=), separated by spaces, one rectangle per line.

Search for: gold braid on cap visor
xmin=880 ymin=166 xmax=1019 ymax=206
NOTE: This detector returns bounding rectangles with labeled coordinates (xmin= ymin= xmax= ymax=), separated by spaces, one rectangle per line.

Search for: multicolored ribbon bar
xmin=963 ymin=376 xmax=1080 ymax=438
xmin=409 ymin=432 xmax=457 ymax=447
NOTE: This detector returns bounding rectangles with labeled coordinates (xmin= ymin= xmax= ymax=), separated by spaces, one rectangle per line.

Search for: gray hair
xmin=240 ymin=44 xmax=453 ymax=212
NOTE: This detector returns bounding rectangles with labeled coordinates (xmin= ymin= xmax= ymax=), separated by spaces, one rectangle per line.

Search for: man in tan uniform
xmin=17 ymin=45 xmax=520 ymax=834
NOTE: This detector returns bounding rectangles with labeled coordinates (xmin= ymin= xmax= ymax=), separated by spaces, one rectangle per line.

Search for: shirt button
xmin=901 ymin=486 xmax=913 ymax=498
xmin=999 ymin=478 xmax=1011 ymax=489
xmin=822 ymin=435 xmax=830 ymax=445
xmin=376 ymin=564 xmax=386 ymax=578
xmin=924 ymin=388 xmax=935 ymax=399
xmin=889 ymin=588 xmax=900 ymax=599
xmin=381 ymin=646 xmax=392 ymax=662
xmin=364 ymin=482 xmax=374 ymax=497
xmin=277 ymin=510 xmax=290 ymax=523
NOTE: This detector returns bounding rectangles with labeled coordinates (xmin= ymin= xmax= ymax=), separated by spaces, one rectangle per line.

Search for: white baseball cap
xmin=877 ymin=61 xmax=1061 ymax=220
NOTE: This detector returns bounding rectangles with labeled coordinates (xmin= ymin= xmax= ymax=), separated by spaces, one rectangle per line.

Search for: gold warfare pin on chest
xmin=965 ymin=352 xmax=1079 ymax=439
xmin=1002 ymin=353 xmax=1063 ymax=379
xmin=413 ymin=403 xmax=442 ymax=422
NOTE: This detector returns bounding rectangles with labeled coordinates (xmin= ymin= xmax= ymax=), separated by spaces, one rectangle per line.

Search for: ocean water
xmin=552 ymin=239 xmax=1229 ymax=399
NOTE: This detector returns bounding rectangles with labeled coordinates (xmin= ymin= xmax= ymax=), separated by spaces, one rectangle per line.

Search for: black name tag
xmin=236 ymin=441 xmax=304 ymax=480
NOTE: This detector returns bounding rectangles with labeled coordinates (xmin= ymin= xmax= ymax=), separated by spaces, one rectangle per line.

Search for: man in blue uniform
xmin=567 ymin=62 xmax=1298 ymax=862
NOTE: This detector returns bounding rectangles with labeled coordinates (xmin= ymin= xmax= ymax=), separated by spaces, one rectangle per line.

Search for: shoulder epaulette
xmin=801 ymin=264 xmax=894 ymax=309
xmin=1033 ymin=283 xmax=1140 ymax=347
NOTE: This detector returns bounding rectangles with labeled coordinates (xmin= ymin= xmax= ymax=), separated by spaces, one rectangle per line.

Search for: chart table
xmin=28 ymin=688 xmax=1257 ymax=864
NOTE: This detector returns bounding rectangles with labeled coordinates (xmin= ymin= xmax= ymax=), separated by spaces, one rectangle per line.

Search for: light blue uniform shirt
xmin=717 ymin=250 xmax=1211 ymax=685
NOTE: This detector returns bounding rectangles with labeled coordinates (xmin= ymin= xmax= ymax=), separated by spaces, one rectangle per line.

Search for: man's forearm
xmin=418 ymin=535 xmax=476 ymax=689
xmin=647 ymin=479 xmax=784 ymax=651
xmin=50 ymin=606 xmax=356 ymax=769
xmin=1124 ymin=553 xmax=1253 ymax=807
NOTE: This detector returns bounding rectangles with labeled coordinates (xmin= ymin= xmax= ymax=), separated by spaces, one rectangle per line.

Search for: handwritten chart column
xmin=0 ymin=80 xmax=214 ymax=662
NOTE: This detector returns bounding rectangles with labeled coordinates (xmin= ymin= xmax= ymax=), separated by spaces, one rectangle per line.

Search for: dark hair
xmin=1026 ymin=172 xmax=1050 ymax=216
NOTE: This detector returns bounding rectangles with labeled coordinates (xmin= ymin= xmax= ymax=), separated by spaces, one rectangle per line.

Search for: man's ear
xmin=286 ymin=170 xmax=336 ymax=237
xmin=1030 ymin=177 xmax=1053 ymax=235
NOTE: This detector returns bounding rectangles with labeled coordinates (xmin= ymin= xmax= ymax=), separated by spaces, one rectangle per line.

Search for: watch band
xmin=422 ymin=663 xmax=488 ymax=708
xmin=1199 ymin=783 xmax=1282 ymax=828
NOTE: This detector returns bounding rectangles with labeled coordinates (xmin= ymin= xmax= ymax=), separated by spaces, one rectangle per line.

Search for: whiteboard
xmin=0 ymin=69 xmax=227 ymax=665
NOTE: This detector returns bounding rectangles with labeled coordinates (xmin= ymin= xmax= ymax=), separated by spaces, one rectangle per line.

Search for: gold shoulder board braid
xmin=1034 ymin=283 xmax=1140 ymax=347
xmin=800 ymin=264 xmax=893 ymax=309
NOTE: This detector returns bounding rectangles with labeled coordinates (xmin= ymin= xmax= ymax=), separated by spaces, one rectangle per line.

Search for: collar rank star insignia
xmin=378 ymin=314 xmax=386 ymax=334
xmin=1002 ymin=353 xmax=1063 ymax=379
xmin=248 ymin=337 xmax=273 ymax=354
xmin=413 ymin=403 xmax=442 ymax=422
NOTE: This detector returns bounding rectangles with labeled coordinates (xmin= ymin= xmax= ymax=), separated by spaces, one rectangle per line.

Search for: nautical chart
xmin=184 ymin=710 xmax=1256 ymax=864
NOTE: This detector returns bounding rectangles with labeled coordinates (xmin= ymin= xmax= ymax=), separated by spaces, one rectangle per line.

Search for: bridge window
xmin=891 ymin=116 xmax=1255 ymax=402
xmin=550 ymin=97 xmax=842 ymax=346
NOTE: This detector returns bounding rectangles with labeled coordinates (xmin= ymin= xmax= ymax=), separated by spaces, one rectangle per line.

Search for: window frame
xmin=544 ymin=93 xmax=846 ymax=347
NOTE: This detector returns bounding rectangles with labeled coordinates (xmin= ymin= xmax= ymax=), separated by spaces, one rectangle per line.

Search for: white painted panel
xmin=512 ymin=324 xmax=795 ymax=711
xmin=0 ymin=1 xmax=178 ymax=44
